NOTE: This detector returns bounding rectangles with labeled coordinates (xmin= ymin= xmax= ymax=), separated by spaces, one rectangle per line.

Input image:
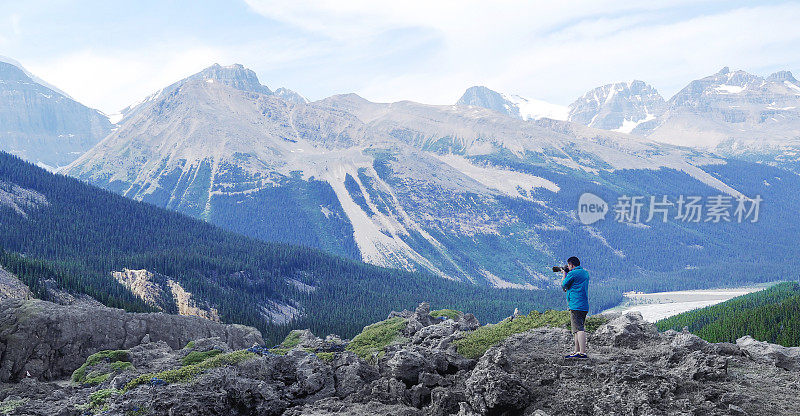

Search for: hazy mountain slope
xmin=567 ymin=80 xmax=666 ymax=133
xmin=0 ymin=58 xmax=112 ymax=169
xmin=64 ymin=64 xmax=800 ymax=292
xmin=456 ymin=85 xmax=568 ymax=120
xmin=644 ymin=67 xmax=800 ymax=150
xmin=2 ymin=151 xmax=574 ymax=344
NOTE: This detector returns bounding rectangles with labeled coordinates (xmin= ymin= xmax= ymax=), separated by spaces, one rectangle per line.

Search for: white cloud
xmin=244 ymin=1 xmax=800 ymax=106
xmin=8 ymin=1 xmax=800 ymax=114
xmin=10 ymin=14 xmax=21 ymax=35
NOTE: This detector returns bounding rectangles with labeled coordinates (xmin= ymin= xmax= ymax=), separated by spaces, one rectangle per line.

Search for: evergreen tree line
xmin=656 ymin=282 xmax=800 ymax=347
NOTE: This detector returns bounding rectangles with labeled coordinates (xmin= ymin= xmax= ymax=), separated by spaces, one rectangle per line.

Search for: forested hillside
xmin=656 ymin=282 xmax=800 ymax=347
xmin=0 ymin=152 xmax=605 ymax=344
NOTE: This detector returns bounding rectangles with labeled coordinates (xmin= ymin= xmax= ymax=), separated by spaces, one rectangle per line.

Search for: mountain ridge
xmin=0 ymin=59 xmax=112 ymax=168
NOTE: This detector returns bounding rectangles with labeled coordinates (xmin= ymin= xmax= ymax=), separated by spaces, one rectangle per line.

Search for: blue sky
xmin=2 ymin=0 xmax=799 ymax=114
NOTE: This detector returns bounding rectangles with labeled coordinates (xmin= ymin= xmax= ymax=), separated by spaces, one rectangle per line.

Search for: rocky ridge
xmin=0 ymin=299 xmax=262 ymax=382
xmin=1 ymin=301 xmax=799 ymax=415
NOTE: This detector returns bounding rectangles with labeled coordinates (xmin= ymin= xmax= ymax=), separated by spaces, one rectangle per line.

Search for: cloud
xmin=8 ymin=1 xmax=800 ymax=113
xmin=244 ymin=1 xmax=800 ymax=105
xmin=10 ymin=14 xmax=21 ymax=35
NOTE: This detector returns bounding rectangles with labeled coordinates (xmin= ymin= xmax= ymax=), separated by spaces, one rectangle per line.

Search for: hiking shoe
xmin=576 ymin=353 xmax=588 ymax=359
xmin=564 ymin=353 xmax=581 ymax=359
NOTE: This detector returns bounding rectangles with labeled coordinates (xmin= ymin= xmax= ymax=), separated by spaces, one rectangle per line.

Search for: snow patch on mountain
xmin=613 ymin=113 xmax=656 ymax=134
xmin=716 ymin=85 xmax=744 ymax=94
xmin=504 ymin=93 xmax=568 ymax=121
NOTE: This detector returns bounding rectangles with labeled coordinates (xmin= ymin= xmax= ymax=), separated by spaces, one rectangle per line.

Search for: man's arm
xmin=561 ymin=271 xmax=574 ymax=291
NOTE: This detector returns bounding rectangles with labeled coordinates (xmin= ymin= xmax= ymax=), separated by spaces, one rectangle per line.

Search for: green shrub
xmin=72 ymin=350 xmax=131 ymax=383
xmin=315 ymin=352 xmax=335 ymax=362
xmin=182 ymin=349 xmax=222 ymax=366
xmin=76 ymin=388 xmax=118 ymax=413
xmin=346 ymin=317 xmax=407 ymax=361
xmin=125 ymin=407 xmax=149 ymax=416
xmin=0 ymin=398 xmax=27 ymax=415
xmin=83 ymin=371 xmax=111 ymax=386
xmin=110 ymin=361 xmax=134 ymax=372
xmin=123 ymin=350 xmax=255 ymax=391
xmin=454 ymin=310 xmax=607 ymax=359
xmin=430 ymin=309 xmax=463 ymax=320
xmin=268 ymin=347 xmax=291 ymax=356
xmin=279 ymin=330 xmax=303 ymax=348
xmin=184 ymin=341 xmax=196 ymax=350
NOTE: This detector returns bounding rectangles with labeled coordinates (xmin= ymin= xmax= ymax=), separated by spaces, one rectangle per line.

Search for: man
xmin=561 ymin=256 xmax=589 ymax=359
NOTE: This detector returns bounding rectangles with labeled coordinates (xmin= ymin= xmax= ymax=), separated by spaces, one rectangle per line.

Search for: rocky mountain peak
xmin=456 ymin=85 xmax=568 ymax=120
xmin=567 ymin=79 xmax=666 ymax=133
xmin=0 ymin=56 xmax=112 ymax=168
xmin=188 ymin=63 xmax=271 ymax=94
xmin=0 ymin=61 xmax=32 ymax=83
xmin=456 ymin=86 xmax=516 ymax=117
xmin=717 ymin=66 xmax=731 ymax=75
xmin=767 ymin=70 xmax=798 ymax=84
xmin=274 ymin=87 xmax=309 ymax=105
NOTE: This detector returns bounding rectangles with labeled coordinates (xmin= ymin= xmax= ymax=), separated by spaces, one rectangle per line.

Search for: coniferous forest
xmin=0 ymin=152 xmax=602 ymax=344
xmin=656 ymin=281 xmax=800 ymax=347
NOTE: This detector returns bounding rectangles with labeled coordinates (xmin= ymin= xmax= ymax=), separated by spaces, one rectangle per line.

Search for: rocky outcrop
xmin=737 ymin=335 xmax=800 ymax=371
xmin=0 ymin=180 xmax=49 ymax=219
xmin=0 ymin=299 xmax=262 ymax=382
xmin=2 ymin=304 xmax=800 ymax=415
xmin=0 ymin=267 xmax=32 ymax=301
xmin=112 ymin=269 xmax=221 ymax=321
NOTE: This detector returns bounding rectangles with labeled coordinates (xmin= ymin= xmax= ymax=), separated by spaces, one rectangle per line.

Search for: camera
xmin=552 ymin=265 xmax=569 ymax=273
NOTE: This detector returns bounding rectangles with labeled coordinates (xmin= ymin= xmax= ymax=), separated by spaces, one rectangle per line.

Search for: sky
xmin=1 ymin=0 xmax=799 ymax=114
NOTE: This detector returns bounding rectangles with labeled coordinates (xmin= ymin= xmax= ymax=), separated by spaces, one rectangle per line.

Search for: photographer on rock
xmin=556 ymin=257 xmax=590 ymax=359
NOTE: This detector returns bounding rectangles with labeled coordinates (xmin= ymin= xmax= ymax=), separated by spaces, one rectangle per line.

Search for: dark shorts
xmin=570 ymin=310 xmax=588 ymax=333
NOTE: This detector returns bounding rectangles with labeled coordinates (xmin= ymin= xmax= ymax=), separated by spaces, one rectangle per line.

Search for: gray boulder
xmin=594 ymin=311 xmax=658 ymax=348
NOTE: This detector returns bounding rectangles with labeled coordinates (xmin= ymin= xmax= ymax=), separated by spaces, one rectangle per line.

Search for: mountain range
xmin=3 ymin=58 xmax=799 ymax=295
xmin=460 ymin=67 xmax=800 ymax=171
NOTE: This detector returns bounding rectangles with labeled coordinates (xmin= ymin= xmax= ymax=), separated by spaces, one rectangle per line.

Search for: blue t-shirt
xmin=561 ymin=266 xmax=589 ymax=312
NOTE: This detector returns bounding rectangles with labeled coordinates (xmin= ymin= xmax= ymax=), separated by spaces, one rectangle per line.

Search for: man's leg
xmin=577 ymin=330 xmax=587 ymax=354
xmin=573 ymin=333 xmax=580 ymax=353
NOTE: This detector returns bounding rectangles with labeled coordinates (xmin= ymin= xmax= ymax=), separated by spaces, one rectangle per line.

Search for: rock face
xmin=2 ymin=305 xmax=800 ymax=415
xmin=0 ymin=59 xmax=112 ymax=168
xmin=0 ymin=267 xmax=32 ymax=301
xmin=737 ymin=335 xmax=800 ymax=371
xmin=112 ymin=269 xmax=221 ymax=321
xmin=0 ymin=179 xmax=50 ymax=219
xmin=0 ymin=299 xmax=262 ymax=382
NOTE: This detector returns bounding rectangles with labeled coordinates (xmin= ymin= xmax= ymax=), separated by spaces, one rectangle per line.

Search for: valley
xmin=601 ymin=283 xmax=775 ymax=322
